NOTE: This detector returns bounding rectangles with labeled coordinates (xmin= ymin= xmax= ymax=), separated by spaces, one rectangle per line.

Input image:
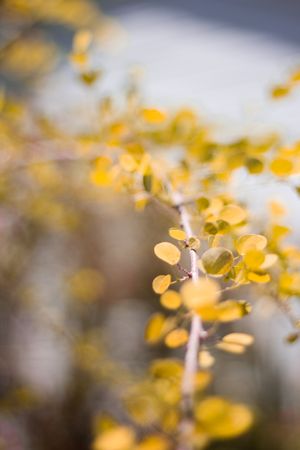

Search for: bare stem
xmin=172 ymin=192 xmax=206 ymax=450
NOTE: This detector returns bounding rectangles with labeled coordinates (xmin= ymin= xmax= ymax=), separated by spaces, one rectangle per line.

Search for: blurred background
xmin=1 ymin=0 xmax=300 ymax=449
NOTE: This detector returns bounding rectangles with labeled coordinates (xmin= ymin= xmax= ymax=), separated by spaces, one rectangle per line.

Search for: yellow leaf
xmin=236 ymin=234 xmax=267 ymax=255
xmin=271 ymin=224 xmax=290 ymax=242
xmin=270 ymin=158 xmax=293 ymax=176
xmin=247 ymin=272 xmax=270 ymax=284
xmin=216 ymin=341 xmax=245 ymax=354
xmin=181 ymin=278 xmax=220 ymax=311
xmin=269 ymin=200 xmax=286 ymax=217
xmin=201 ymin=247 xmax=233 ymax=276
xmin=216 ymin=300 xmax=251 ymax=322
xmin=120 ymin=154 xmax=138 ymax=172
xmin=70 ymin=51 xmax=88 ymax=66
xmin=194 ymin=371 xmax=213 ymax=391
xmin=93 ymin=426 xmax=135 ymax=450
xmin=90 ymin=156 xmax=113 ymax=187
xmin=144 ymin=313 xmax=165 ymax=344
xmin=222 ymin=333 xmax=254 ymax=346
xmin=271 ymin=84 xmax=291 ymax=99
xmin=164 ymin=329 xmax=188 ymax=348
xmin=154 ymin=242 xmax=181 ymax=265
xmin=259 ymin=253 xmax=278 ymax=270
xmin=161 ymin=409 xmax=180 ymax=432
xmin=290 ymin=70 xmax=300 ymax=83
xmin=73 ymin=29 xmax=93 ymax=53
xmin=244 ymin=250 xmax=265 ymax=270
xmin=199 ymin=350 xmax=215 ymax=369
xmin=168 ymin=227 xmax=187 ymax=241
xmin=150 ymin=358 xmax=183 ymax=379
xmin=279 ymin=272 xmax=300 ymax=295
xmin=160 ymin=290 xmax=182 ymax=310
xmin=152 ymin=275 xmax=171 ymax=294
xmin=141 ymin=108 xmax=167 ymax=124
xmin=135 ymin=435 xmax=170 ymax=450
xmin=219 ymin=204 xmax=247 ymax=225
xmin=195 ymin=397 xmax=253 ymax=439
xmin=68 ymin=268 xmax=104 ymax=303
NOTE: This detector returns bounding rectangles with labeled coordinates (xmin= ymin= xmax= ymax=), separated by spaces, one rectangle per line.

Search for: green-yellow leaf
xmin=201 ymin=247 xmax=233 ymax=276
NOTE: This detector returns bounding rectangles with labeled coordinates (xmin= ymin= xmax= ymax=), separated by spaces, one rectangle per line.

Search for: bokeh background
xmin=1 ymin=0 xmax=300 ymax=449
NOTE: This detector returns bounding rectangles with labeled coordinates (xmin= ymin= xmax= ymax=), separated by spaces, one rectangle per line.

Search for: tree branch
xmin=172 ymin=192 xmax=206 ymax=450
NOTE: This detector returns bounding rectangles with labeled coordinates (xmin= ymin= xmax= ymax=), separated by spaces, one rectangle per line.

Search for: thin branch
xmin=172 ymin=192 xmax=207 ymax=450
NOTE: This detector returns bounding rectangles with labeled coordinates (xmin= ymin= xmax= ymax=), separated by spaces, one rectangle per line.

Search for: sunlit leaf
xmin=73 ymin=29 xmax=93 ymax=53
xmin=236 ymin=234 xmax=267 ymax=255
xmin=93 ymin=426 xmax=135 ymax=450
xmin=219 ymin=204 xmax=247 ymax=225
xmin=152 ymin=275 xmax=171 ymax=294
xmin=164 ymin=328 xmax=188 ymax=348
xmin=271 ymin=84 xmax=291 ymax=99
xmin=160 ymin=290 xmax=182 ymax=310
xmin=270 ymin=158 xmax=293 ymax=176
xmin=141 ymin=108 xmax=167 ymax=124
xmin=194 ymin=371 xmax=213 ymax=391
xmin=216 ymin=341 xmax=245 ymax=354
xmin=154 ymin=242 xmax=181 ymax=265
xmin=243 ymin=249 xmax=265 ymax=270
xmin=135 ymin=435 xmax=170 ymax=450
xmin=222 ymin=333 xmax=254 ymax=346
xmin=198 ymin=350 xmax=215 ymax=369
xmin=216 ymin=300 xmax=251 ymax=322
xmin=150 ymin=358 xmax=183 ymax=379
xmin=120 ymin=153 xmax=138 ymax=172
xmin=168 ymin=227 xmax=187 ymax=240
xmin=181 ymin=278 xmax=220 ymax=311
xmin=247 ymin=272 xmax=270 ymax=284
xmin=259 ymin=253 xmax=278 ymax=270
xmin=144 ymin=313 xmax=166 ymax=344
xmin=279 ymin=272 xmax=300 ymax=295
xmin=195 ymin=397 xmax=253 ymax=439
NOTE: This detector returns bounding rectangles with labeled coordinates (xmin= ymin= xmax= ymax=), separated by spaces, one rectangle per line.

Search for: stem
xmin=172 ymin=193 xmax=206 ymax=450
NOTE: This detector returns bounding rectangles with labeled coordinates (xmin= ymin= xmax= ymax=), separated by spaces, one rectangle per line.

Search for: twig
xmin=172 ymin=192 xmax=207 ymax=450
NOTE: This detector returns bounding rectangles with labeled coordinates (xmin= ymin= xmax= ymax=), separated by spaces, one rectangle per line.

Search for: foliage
xmin=1 ymin=2 xmax=300 ymax=450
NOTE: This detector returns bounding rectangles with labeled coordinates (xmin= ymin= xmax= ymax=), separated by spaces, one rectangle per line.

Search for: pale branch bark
xmin=172 ymin=192 xmax=207 ymax=450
